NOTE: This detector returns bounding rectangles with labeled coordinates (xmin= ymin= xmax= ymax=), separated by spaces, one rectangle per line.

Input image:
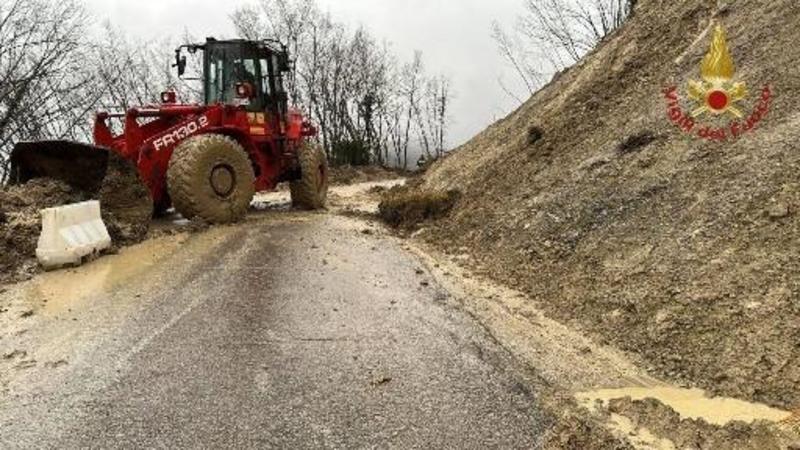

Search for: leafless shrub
xmin=378 ymin=186 xmax=460 ymax=229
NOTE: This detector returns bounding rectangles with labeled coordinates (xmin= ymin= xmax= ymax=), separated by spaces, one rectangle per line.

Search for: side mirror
xmin=278 ymin=53 xmax=291 ymax=72
xmin=174 ymin=51 xmax=187 ymax=77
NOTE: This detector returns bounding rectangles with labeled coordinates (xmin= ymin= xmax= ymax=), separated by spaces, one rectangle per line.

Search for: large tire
xmin=290 ymin=143 xmax=329 ymax=210
xmin=167 ymin=134 xmax=255 ymax=223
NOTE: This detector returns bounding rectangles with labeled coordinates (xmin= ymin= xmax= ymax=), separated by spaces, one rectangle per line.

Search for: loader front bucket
xmin=9 ymin=140 xmax=154 ymax=244
xmin=9 ymin=140 xmax=111 ymax=192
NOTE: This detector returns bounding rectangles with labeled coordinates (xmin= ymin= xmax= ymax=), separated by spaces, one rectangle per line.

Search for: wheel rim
xmin=210 ymin=164 xmax=236 ymax=198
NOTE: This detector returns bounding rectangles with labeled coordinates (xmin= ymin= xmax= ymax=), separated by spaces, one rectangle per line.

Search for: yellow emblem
xmin=687 ymin=25 xmax=747 ymax=118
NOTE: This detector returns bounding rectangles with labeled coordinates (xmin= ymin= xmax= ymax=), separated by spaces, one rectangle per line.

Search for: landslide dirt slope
xmin=420 ymin=0 xmax=800 ymax=408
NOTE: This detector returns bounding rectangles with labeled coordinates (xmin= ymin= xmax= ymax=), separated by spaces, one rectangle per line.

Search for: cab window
xmin=260 ymin=59 xmax=271 ymax=97
xmin=204 ymin=44 xmax=265 ymax=111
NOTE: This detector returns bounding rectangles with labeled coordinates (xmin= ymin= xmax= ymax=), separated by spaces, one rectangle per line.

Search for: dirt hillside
xmin=414 ymin=0 xmax=800 ymax=409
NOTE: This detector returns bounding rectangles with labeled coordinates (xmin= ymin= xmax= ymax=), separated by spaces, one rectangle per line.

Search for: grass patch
xmin=378 ymin=186 xmax=460 ymax=229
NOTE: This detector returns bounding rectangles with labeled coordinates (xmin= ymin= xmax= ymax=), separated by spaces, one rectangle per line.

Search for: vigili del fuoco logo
xmin=663 ymin=24 xmax=772 ymax=141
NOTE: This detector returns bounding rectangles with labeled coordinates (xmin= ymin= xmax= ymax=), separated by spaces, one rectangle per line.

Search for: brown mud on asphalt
xmin=407 ymin=239 xmax=653 ymax=392
xmin=579 ymin=387 xmax=796 ymax=449
xmin=0 ymin=224 xmax=242 ymax=389
xmin=0 ymin=176 xmax=402 ymax=290
xmin=0 ymin=179 xmax=87 ymax=285
xmin=330 ymin=179 xmax=406 ymax=215
xmin=578 ymin=386 xmax=791 ymax=426
xmin=402 ymin=237 xmax=799 ymax=449
xmin=20 ymin=234 xmax=191 ymax=317
xmin=324 ymin=184 xmax=798 ymax=448
xmin=263 ymin=178 xmax=800 ymax=448
xmin=0 ymin=179 xmax=402 ymax=330
xmin=0 ymin=233 xmax=188 ymax=339
xmin=601 ymin=396 xmax=794 ymax=450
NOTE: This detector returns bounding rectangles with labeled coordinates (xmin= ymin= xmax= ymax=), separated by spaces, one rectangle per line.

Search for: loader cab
xmin=177 ymin=38 xmax=291 ymax=116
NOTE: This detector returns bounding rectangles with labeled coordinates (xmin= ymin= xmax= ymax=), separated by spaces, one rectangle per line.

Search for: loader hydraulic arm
xmin=94 ymin=105 xmax=212 ymax=157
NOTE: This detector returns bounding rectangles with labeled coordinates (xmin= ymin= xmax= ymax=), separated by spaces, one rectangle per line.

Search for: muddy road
xmin=0 ymin=183 xmax=546 ymax=448
xmin=1 ymin=180 xmax=796 ymax=449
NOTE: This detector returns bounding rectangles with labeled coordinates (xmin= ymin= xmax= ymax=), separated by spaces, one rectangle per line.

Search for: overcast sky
xmin=83 ymin=0 xmax=528 ymax=148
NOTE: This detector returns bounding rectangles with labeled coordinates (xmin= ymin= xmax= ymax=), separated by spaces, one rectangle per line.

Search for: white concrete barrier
xmin=36 ymin=201 xmax=112 ymax=269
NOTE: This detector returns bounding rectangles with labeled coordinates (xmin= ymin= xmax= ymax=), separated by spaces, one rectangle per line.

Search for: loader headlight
xmin=161 ymin=91 xmax=177 ymax=104
xmin=235 ymin=82 xmax=254 ymax=99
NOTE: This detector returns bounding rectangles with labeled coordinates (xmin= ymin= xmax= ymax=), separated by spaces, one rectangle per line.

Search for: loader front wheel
xmin=167 ymin=134 xmax=255 ymax=223
xmin=290 ymin=143 xmax=329 ymax=210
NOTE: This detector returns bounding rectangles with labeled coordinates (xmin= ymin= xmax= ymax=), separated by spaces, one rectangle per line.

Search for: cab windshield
xmin=205 ymin=43 xmax=270 ymax=110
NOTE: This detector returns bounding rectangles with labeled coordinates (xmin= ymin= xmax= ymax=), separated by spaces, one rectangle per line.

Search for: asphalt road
xmin=0 ymin=211 xmax=546 ymax=448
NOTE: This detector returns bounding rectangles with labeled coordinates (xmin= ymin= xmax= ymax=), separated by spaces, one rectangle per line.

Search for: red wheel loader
xmin=9 ymin=38 xmax=329 ymax=225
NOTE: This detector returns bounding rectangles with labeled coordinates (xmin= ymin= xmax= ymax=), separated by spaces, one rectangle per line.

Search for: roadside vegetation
xmin=378 ymin=185 xmax=460 ymax=230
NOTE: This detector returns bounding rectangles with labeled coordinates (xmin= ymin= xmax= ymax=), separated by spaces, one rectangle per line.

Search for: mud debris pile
xmin=378 ymin=185 xmax=460 ymax=229
xmin=0 ymin=179 xmax=87 ymax=283
xmin=0 ymin=153 xmax=152 ymax=283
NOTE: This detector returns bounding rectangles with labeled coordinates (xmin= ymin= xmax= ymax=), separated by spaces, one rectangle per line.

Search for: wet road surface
xmin=0 ymin=211 xmax=545 ymax=448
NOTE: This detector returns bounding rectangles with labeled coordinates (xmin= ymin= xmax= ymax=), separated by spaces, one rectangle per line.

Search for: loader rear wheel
xmin=167 ymin=134 xmax=255 ymax=223
xmin=290 ymin=143 xmax=328 ymax=210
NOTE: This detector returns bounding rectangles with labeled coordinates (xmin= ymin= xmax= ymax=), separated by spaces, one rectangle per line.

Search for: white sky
xmin=83 ymin=0 xmax=528 ymax=148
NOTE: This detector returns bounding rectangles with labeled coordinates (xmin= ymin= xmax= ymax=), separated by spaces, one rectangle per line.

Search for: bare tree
xmin=92 ymin=25 xmax=201 ymax=109
xmin=520 ymin=0 xmax=632 ymax=67
xmin=0 ymin=0 xmax=454 ymax=181
xmin=0 ymin=1 xmax=210 ymax=184
xmin=396 ymin=52 xmax=424 ymax=169
xmin=0 ymin=0 xmax=96 ymax=182
xmin=491 ymin=22 xmax=543 ymax=98
xmin=421 ymin=75 xmax=451 ymax=159
xmin=493 ymin=0 xmax=634 ymax=103
xmin=231 ymin=0 xmax=316 ymax=105
xmin=232 ymin=0 xmax=453 ymax=169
